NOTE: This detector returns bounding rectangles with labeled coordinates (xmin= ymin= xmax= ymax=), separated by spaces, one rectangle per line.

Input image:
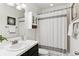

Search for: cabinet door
xmin=21 ymin=44 xmax=38 ymax=56
xmin=32 ymin=16 xmax=38 ymax=24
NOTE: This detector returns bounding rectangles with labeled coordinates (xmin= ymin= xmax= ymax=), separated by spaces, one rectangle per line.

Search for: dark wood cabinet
xmin=21 ymin=44 xmax=38 ymax=56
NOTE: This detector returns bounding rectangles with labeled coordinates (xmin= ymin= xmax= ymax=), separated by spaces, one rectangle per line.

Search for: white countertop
xmin=0 ymin=40 xmax=38 ymax=56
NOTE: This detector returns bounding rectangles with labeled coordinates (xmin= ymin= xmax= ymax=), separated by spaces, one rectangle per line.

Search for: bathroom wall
xmin=18 ymin=18 xmax=37 ymax=40
xmin=0 ymin=4 xmax=24 ymax=38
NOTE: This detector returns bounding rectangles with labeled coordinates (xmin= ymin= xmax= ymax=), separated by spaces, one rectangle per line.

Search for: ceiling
xmin=5 ymin=3 xmax=69 ymax=13
xmin=26 ymin=3 xmax=68 ymax=10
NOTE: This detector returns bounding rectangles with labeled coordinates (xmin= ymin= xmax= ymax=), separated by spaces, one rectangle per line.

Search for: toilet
xmin=39 ymin=48 xmax=49 ymax=56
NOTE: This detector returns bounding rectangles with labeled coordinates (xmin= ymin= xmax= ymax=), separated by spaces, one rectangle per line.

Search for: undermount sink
xmin=7 ymin=41 xmax=28 ymax=51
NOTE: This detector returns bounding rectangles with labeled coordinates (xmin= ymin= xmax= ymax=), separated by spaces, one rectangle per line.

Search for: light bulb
xmin=21 ymin=4 xmax=26 ymax=9
xmin=16 ymin=5 xmax=22 ymax=10
xmin=50 ymin=4 xmax=54 ymax=6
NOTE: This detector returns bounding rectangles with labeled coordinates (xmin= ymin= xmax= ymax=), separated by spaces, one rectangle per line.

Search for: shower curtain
xmin=38 ymin=10 xmax=67 ymax=50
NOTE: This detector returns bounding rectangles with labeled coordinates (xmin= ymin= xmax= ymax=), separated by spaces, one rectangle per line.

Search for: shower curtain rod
xmin=38 ymin=7 xmax=71 ymax=15
xmin=38 ymin=14 xmax=67 ymax=20
xmin=18 ymin=17 xmax=24 ymax=19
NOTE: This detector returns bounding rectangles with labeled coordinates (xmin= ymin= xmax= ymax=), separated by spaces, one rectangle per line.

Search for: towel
xmin=68 ymin=19 xmax=79 ymax=37
xmin=68 ymin=23 xmax=73 ymax=36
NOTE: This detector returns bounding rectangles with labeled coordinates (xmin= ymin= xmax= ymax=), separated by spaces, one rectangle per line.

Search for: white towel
xmin=68 ymin=23 xmax=73 ymax=36
xmin=68 ymin=19 xmax=79 ymax=37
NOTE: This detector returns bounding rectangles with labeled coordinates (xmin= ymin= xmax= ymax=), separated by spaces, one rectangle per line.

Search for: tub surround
xmin=0 ymin=40 xmax=38 ymax=56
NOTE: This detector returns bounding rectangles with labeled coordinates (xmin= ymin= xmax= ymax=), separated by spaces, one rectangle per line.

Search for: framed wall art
xmin=7 ymin=16 xmax=16 ymax=25
xmin=72 ymin=3 xmax=77 ymax=20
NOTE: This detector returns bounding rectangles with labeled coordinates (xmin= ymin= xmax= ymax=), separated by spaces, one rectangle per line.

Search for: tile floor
xmin=39 ymin=49 xmax=69 ymax=56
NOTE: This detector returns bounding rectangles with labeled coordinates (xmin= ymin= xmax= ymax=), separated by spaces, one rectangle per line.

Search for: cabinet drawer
xmin=31 ymin=50 xmax=38 ymax=56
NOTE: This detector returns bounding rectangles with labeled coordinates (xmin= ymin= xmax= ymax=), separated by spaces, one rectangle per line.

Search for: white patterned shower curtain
xmin=38 ymin=10 xmax=67 ymax=50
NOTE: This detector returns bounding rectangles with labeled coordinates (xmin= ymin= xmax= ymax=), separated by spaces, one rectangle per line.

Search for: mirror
xmin=72 ymin=22 xmax=79 ymax=39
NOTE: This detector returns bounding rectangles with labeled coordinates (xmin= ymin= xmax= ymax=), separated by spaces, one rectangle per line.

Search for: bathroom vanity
xmin=0 ymin=40 xmax=38 ymax=56
xmin=21 ymin=44 xmax=38 ymax=56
